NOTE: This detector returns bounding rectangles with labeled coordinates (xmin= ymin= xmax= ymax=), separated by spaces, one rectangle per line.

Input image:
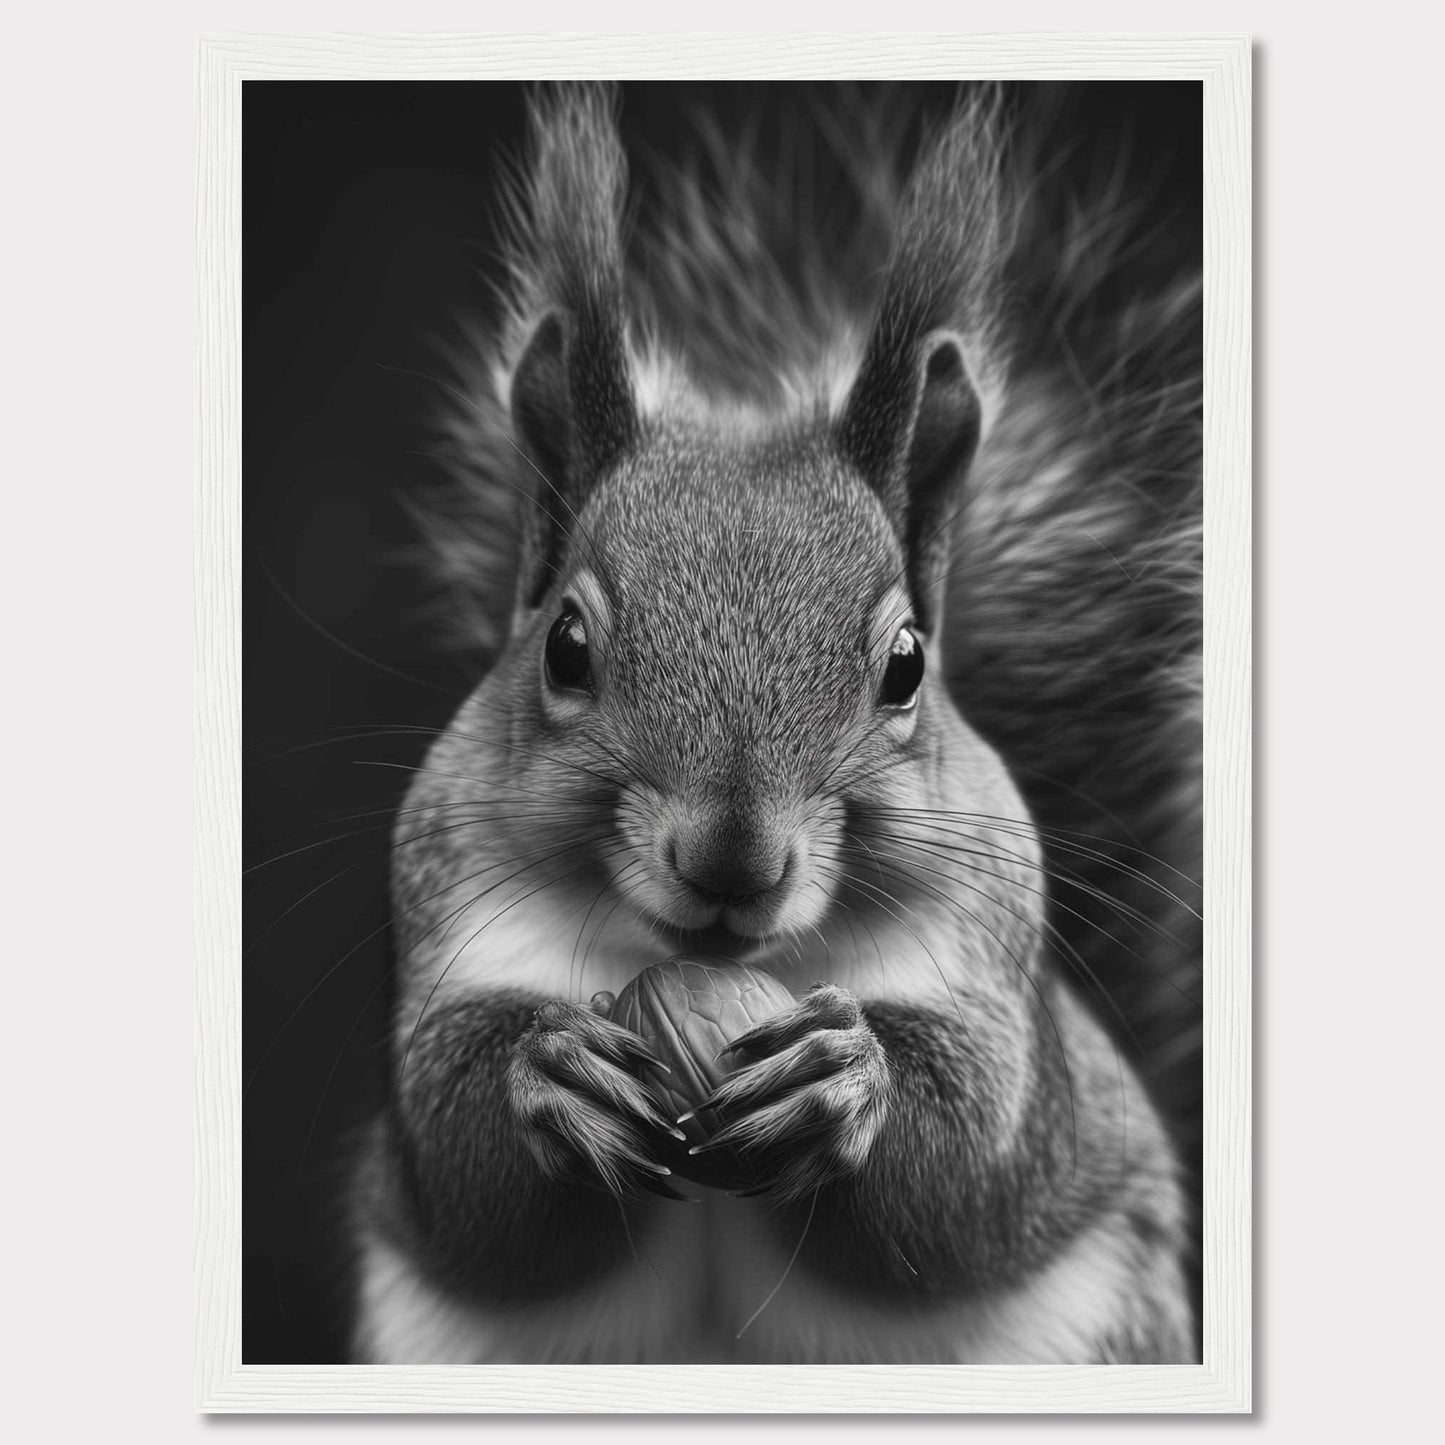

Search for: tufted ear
xmin=839 ymin=329 xmax=982 ymax=634
xmin=506 ymin=85 xmax=640 ymax=611
xmin=510 ymin=312 xmax=571 ymax=492
xmin=509 ymin=305 xmax=638 ymax=610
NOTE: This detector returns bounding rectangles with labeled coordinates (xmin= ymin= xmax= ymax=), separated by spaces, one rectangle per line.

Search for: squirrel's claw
xmin=535 ymin=999 xmax=672 ymax=1074
xmin=717 ymin=984 xmax=864 ymax=1060
xmin=691 ymin=988 xmax=890 ymax=1194
xmin=509 ymin=999 xmax=684 ymax=1198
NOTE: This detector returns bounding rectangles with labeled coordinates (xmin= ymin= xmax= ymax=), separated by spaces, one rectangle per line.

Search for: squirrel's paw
xmin=690 ymin=984 xmax=890 ymax=1202
xmin=508 ymin=1000 xmax=691 ymax=1201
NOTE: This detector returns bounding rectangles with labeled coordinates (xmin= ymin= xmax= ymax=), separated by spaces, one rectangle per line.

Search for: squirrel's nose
xmin=668 ymin=826 xmax=789 ymax=903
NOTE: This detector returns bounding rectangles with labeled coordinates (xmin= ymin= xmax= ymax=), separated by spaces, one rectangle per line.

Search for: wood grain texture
xmin=196 ymin=31 xmax=1251 ymax=1413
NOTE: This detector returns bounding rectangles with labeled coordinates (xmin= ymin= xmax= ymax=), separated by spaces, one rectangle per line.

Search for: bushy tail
xmin=944 ymin=111 xmax=1203 ymax=1155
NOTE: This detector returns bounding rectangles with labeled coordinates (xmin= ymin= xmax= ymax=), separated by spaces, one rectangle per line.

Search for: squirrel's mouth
xmin=614 ymin=865 xmax=848 ymax=972
xmin=607 ymin=790 xmax=842 ymax=947
xmin=615 ymin=867 xmax=806 ymax=951
xmin=655 ymin=919 xmax=767 ymax=959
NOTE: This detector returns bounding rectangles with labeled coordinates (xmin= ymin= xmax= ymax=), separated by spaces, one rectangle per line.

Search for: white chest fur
xmin=355 ymin=1187 xmax=1137 ymax=1364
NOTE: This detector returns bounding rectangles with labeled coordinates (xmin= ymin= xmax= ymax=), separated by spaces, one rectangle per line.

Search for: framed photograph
xmin=200 ymin=33 xmax=1250 ymax=1412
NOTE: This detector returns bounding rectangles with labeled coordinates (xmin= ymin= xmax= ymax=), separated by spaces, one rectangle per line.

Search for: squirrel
xmin=347 ymin=82 xmax=1203 ymax=1365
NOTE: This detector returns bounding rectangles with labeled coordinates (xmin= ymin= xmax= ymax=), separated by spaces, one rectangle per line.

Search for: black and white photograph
xmin=238 ymin=60 xmax=1239 ymax=1396
xmin=17 ymin=4 xmax=1445 ymax=1437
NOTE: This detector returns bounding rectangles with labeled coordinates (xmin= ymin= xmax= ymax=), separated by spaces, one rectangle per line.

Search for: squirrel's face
xmin=517 ymin=434 xmax=956 ymax=947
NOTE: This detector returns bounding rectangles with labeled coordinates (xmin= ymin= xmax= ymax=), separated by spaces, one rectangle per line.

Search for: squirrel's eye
xmin=544 ymin=609 xmax=592 ymax=692
xmin=879 ymin=626 xmax=924 ymax=709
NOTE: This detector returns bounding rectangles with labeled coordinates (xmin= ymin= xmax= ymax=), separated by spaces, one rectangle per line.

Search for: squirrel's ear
xmin=509 ymin=306 xmax=639 ymax=608
xmin=839 ymin=330 xmax=982 ymax=634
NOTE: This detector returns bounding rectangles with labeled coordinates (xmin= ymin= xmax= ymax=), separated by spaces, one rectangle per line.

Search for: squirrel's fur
xmin=358 ymin=82 xmax=1202 ymax=1364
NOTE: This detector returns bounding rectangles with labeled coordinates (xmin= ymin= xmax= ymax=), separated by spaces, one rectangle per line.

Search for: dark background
xmin=243 ymin=80 xmax=1203 ymax=1363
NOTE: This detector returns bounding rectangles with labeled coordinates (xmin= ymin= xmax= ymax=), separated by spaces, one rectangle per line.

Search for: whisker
xmin=300 ymin=967 xmax=395 ymax=1170
xmin=246 ymin=826 xmax=616 ymax=1097
xmin=867 ymin=805 xmax=1202 ymax=920
xmin=244 ymin=795 xmax=488 ymax=863
xmin=836 ymin=837 xmax=1149 ymax=1056
xmin=415 ymin=830 xmax=623 ymax=956
xmin=864 ymin=818 xmax=1180 ymax=948
xmin=569 ymin=852 xmax=645 ymax=1000
xmin=736 ymin=1188 xmax=818 ymax=1340
xmin=813 ymin=844 xmax=967 ymax=1027
xmin=398 ymin=840 xmax=636 ymax=1086
xmin=576 ymin=868 xmax=647 ymax=998
xmin=356 ymin=751 xmax=624 ymax=800
xmin=853 ymin=825 xmax=1199 ymax=1000
xmin=256 ymin=555 xmax=457 ymax=696
xmin=246 ymin=803 xmax=597 ymax=879
xmin=826 ymin=844 xmax=1080 ymax=1178
xmin=327 ymin=716 xmax=665 ymax=801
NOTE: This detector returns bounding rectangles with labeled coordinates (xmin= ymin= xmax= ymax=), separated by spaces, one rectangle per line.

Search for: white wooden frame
xmin=196 ymin=32 xmax=1251 ymax=1413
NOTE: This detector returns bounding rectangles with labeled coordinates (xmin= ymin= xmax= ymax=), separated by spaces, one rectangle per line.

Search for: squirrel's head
xmin=430 ymin=84 xmax=1034 ymax=960
xmin=490 ymin=286 xmax=998 ymax=948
